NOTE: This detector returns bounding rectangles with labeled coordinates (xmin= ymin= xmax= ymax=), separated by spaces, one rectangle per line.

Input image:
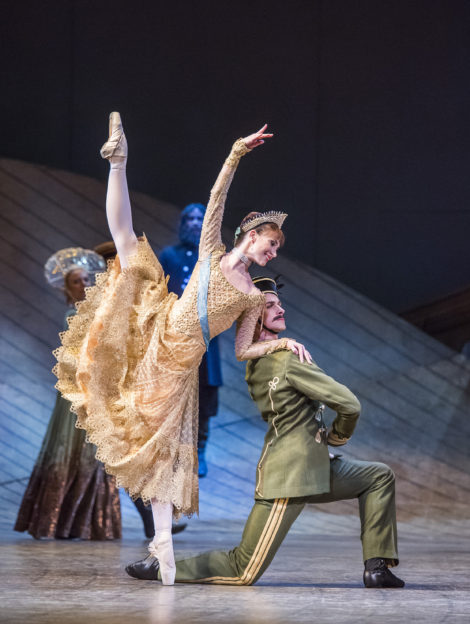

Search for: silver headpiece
xmin=44 ymin=247 xmax=106 ymax=289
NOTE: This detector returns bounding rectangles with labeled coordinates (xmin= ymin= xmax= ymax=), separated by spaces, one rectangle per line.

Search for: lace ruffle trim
xmin=53 ymin=237 xmax=199 ymax=517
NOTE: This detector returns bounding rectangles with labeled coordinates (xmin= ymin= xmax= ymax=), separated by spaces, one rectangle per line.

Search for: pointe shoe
xmin=100 ymin=111 xmax=128 ymax=162
xmin=149 ymin=533 xmax=176 ymax=585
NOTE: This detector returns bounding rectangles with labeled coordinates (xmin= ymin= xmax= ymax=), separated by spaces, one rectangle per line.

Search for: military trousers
xmin=165 ymin=458 xmax=398 ymax=585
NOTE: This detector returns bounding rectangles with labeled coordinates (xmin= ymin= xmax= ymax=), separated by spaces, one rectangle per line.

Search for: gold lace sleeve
xmin=235 ymin=305 xmax=292 ymax=361
xmin=199 ymin=139 xmax=251 ymax=259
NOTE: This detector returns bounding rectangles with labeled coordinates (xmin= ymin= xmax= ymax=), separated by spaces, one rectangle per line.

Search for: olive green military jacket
xmin=245 ymin=350 xmax=361 ymax=500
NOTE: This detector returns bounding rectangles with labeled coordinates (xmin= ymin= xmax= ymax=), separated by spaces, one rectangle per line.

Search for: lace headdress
xmin=44 ymin=247 xmax=106 ymax=289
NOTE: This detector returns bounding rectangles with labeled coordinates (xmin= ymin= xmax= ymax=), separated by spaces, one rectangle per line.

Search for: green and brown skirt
xmin=14 ymin=391 xmax=121 ymax=540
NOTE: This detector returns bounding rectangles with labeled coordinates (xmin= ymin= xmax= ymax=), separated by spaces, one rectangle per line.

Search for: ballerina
xmin=54 ymin=113 xmax=311 ymax=584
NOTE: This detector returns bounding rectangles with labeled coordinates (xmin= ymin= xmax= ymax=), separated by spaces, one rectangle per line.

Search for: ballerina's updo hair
xmin=234 ymin=212 xmax=286 ymax=247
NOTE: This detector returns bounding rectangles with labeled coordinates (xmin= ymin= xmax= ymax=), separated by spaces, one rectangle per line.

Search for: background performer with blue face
xmin=159 ymin=203 xmax=222 ymax=479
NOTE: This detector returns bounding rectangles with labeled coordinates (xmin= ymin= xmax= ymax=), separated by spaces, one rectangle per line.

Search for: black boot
xmin=171 ymin=522 xmax=187 ymax=535
xmin=126 ymin=555 xmax=160 ymax=580
xmin=132 ymin=498 xmax=154 ymax=539
xmin=132 ymin=498 xmax=187 ymax=537
xmin=363 ymin=558 xmax=405 ymax=588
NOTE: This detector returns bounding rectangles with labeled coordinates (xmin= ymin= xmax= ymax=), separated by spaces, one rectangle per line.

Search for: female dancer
xmin=16 ymin=250 xmax=121 ymax=540
xmin=55 ymin=113 xmax=311 ymax=583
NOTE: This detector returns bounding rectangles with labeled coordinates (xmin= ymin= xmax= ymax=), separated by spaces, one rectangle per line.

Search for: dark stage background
xmin=1 ymin=0 xmax=470 ymax=311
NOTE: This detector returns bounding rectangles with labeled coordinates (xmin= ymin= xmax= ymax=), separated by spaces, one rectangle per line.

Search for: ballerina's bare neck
xmin=219 ymin=253 xmax=260 ymax=296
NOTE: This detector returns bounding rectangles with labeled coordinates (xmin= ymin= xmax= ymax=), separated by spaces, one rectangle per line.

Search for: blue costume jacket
xmin=159 ymin=243 xmax=223 ymax=387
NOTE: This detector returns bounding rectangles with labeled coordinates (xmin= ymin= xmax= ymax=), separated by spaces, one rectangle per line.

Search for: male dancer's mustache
xmin=274 ymin=314 xmax=284 ymax=321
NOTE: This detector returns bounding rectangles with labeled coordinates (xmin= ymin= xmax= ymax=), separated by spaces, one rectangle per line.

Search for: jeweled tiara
xmin=241 ymin=211 xmax=288 ymax=233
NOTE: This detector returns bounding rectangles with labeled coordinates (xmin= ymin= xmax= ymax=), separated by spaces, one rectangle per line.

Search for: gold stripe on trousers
xmin=183 ymin=498 xmax=289 ymax=585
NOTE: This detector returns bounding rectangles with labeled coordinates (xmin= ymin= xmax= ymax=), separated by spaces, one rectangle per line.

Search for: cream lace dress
xmin=54 ymin=140 xmax=289 ymax=517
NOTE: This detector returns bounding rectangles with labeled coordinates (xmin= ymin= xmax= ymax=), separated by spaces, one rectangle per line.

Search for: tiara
xmin=241 ymin=211 xmax=288 ymax=233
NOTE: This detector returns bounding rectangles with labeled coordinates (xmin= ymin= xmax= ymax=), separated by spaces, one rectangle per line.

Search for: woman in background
xmin=14 ymin=248 xmax=121 ymax=540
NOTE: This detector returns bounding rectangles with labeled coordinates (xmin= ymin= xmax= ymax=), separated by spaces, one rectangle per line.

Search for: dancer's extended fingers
xmin=305 ymin=349 xmax=313 ymax=364
xmin=243 ymin=125 xmax=273 ymax=149
xmin=298 ymin=344 xmax=305 ymax=363
xmin=258 ymin=126 xmax=274 ymax=139
xmin=287 ymin=340 xmax=298 ymax=355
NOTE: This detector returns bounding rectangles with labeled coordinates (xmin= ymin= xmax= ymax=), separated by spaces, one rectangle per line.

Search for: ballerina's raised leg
xmin=100 ymin=112 xmax=138 ymax=266
xmin=101 ymin=113 xmax=176 ymax=585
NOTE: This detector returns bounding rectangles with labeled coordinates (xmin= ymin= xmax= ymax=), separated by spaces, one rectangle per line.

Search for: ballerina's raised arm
xmin=198 ymin=125 xmax=274 ymax=260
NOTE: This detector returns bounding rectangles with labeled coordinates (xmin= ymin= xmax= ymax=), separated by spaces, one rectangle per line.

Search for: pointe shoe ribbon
xmin=100 ymin=111 xmax=128 ymax=161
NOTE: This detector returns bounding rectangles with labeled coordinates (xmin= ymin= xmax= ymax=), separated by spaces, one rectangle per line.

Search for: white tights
xmin=106 ymin=146 xmax=174 ymax=584
xmin=149 ymin=500 xmax=176 ymax=585
xmin=106 ymin=159 xmax=138 ymax=268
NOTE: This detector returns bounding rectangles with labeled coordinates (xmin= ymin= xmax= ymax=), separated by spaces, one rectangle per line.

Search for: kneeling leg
xmin=174 ymin=497 xmax=304 ymax=585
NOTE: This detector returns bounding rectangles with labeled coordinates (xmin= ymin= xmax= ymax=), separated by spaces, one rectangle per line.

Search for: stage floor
xmin=1 ymin=517 xmax=469 ymax=624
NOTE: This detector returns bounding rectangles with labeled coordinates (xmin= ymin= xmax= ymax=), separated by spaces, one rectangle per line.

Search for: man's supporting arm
xmin=285 ymin=354 xmax=360 ymax=443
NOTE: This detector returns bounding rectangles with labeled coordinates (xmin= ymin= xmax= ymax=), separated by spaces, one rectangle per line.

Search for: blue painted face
xmin=180 ymin=208 xmax=204 ymax=246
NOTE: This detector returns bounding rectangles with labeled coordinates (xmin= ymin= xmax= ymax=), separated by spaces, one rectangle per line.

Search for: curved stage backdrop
xmin=1 ymin=158 xmax=469 ymax=538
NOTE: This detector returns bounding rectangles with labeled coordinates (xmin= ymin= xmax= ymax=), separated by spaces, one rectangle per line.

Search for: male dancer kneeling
xmin=126 ymin=277 xmax=404 ymax=588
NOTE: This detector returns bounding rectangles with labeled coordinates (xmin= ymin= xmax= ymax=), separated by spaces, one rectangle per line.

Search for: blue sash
xmin=197 ymin=254 xmax=212 ymax=351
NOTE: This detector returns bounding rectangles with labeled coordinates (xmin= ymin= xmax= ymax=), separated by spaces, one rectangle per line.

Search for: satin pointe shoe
xmin=126 ymin=554 xmax=160 ymax=581
xmin=100 ymin=111 xmax=128 ymax=162
xmin=149 ymin=533 xmax=176 ymax=585
xmin=125 ymin=534 xmax=175 ymax=584
xmin=363 ymin=558 xmax=405 ymax=588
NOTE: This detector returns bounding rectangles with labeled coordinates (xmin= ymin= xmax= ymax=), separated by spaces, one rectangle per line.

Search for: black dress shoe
xmin=172 ymin=522 xmax=187 ymax=535
xmin=363 ymin=559 xmax=405 ymax=588
xmin=126 ymin=555 xmax=160 ymax=580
